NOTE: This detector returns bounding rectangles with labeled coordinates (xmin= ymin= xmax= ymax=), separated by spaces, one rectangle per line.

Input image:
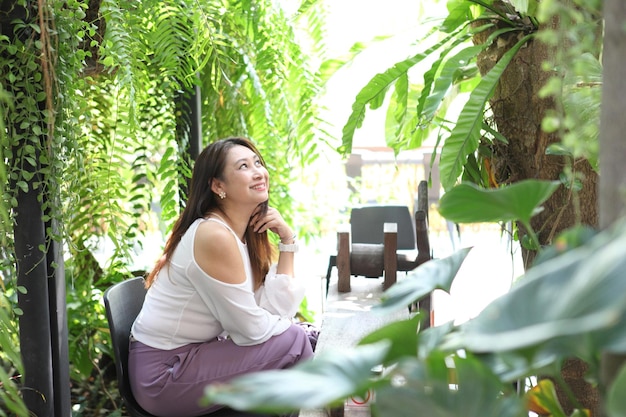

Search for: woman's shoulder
xmin=196 ymin=218 xmax=236 ymax=247
xmin=194 ymin=218 xmax=247 ymax=284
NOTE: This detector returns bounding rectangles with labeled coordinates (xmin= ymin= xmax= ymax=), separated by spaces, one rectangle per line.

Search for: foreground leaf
xmin=525 ymin=379 xmax=565 ymax=416
xmin=373 ymin=354 xmax=526 ymax=417
xmin=359 ymin=315 xmax=421 ymax=363
xmin=439 ymin=34 xmax=534 ymax=190
xmin=202 ymin=342 xmax=389 ymax=413
xmin=438 ymin=180 xmax=559 ymax=226
xmin=376 ymin=247 xmax=472 ymax=313
xmin=445 ymin=220 xmax=626 ymax=362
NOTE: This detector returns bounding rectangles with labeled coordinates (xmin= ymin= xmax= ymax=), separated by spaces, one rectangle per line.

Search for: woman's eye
xmin=239 ymin=160 xmax=261 ymax=169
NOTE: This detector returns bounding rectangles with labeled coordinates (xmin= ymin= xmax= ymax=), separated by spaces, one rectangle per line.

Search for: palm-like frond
xmin=338 ymin=2 xmax=537 ymax=190
xmin=439 ymin=34 xmax=533 ymax=191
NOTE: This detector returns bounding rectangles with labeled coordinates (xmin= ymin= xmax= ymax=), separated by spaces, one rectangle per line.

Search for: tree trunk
xmin=474 ymin=23 xmax=599 ymax=254
xmin=598 ymin=0 xmax=626 ymax=415
xmin=473 ymin=4 xmax=599 ymax=415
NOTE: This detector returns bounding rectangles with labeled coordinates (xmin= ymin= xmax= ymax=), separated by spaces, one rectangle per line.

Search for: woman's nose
xmin=252 ymin=168 xmax=263 ymax=179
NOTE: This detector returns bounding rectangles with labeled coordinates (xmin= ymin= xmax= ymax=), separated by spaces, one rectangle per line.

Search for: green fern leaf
xmin=439 ymin=34 xmax=534 ymax=191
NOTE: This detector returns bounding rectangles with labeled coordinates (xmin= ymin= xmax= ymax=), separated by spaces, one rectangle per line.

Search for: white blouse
xmin=131 ymin=217 xmax=305 ymax=350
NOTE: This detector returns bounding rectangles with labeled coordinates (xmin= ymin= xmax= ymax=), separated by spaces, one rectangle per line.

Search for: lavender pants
xmin=128 ymin=324 xmax=313 ymax=417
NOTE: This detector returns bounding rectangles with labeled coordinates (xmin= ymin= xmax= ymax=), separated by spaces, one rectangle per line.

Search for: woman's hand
xmin=250 ymin=206 xmax=294 ymax=243
xmin=251 ymin=205 xmax=296 ymax=276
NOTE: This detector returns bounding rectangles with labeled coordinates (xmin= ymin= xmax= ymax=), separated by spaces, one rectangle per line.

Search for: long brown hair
xmin=145 ymin=137 xmax=274 ymax=289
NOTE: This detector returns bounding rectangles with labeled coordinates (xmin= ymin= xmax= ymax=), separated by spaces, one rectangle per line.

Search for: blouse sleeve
xmin=254 ymin=264 xmax=306 ymax=319
xmin=192 ymin=275 xmax=292 ymax=346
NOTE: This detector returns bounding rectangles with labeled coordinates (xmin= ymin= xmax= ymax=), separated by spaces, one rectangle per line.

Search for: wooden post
xmin=383 ymin=222 xmax=397 ymax=290
xmin=415 ymin=181 xmax=433 ymax=327
xmin=417 ymin=180 xmax=429 ymax=221
xmin=415 ymin=211 xmax=431 ymax=265
xmin=336 ymin=224 xmax=351 ymax=292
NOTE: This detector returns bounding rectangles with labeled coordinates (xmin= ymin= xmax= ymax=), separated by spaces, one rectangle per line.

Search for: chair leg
xmin=383 ymin=223 xmax=398 ymax=290
xmin=419 ymin=293 xmax=433 ymax=329
xmin=325 ymin=255 xmax=336 ymax=297
xmin=336 ymin=230 xmax=351 ymax=292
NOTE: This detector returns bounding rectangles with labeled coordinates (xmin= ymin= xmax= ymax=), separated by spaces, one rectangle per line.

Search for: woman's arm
xmin=249 ymin=206 xmax=296 ymax=276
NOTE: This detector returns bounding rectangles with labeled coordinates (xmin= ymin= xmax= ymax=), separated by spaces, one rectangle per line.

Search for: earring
xmin=218 ymin=191 xmax=226 ymax=200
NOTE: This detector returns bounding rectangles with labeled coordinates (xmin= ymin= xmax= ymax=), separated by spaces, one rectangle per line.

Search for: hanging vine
xmin=1 ymin=0 xmax=328 ymax=413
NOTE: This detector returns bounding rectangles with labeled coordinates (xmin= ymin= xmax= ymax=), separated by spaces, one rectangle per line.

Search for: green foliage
xmin=203 ymin=342 xmax=390 ymax=413
xmin=1 ymin=1 xmax=64 ymax=413
xmin=201 ymin=2 xmax=610 ymax=415
xmin=0 ymin=76 xmax=24 ymax=417
xmin=373 ymin=353 xmax=525 ymax=417
xmin=195 ymin=0 xmax=326 ymax=228
xmin=438 ymin=180 xmax=559 ymax=248
xmin=445 ymin=223 xmax=626 ymax=362
xmin=438 ymin=33 xmax=533 ymax=191
xmin=0 ymin=294 xmax=27 ymax=417
xmin=338 ymin=0 xmax=601 ymax=202
xmin=607 ymin=365 xmax=626 ymax=417
xmin=1 ymin=0 xmax=328 ymax=412
xmin=339 ymin=0 xmax=539 ymax=193
xmin=376 ymin=248 xmax=471 ymax=315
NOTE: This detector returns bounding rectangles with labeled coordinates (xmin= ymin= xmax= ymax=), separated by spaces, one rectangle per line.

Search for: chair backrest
xmin=103 ymin=276 xmax=152 ymax=417
xmin=350 ymin=205 xmax=416 ymax=250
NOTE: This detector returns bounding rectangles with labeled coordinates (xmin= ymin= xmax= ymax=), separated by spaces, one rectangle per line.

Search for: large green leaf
xmin=419 ymin=43 xmax=484 ymax=122
xmin=439 ymin=34 xmax=534 ymax=191
xmin=360 ymin=317 xmax=456 ymax=365
xmin=507 ymin=0 xmax=540 ymax=16
xmin=438 ymin=180 xmax=559 ymax=225
xmin=444 ymin=220 xmax=626 ymax=361
xmin=373 ymin=354 xmax=526 ymax=417
xmin=202 ymin=342 xmax=389 ymax=413
xmin=415 ymin=26 xmax=478 ymax=118
xmin=359 ymin=315 xmax=422 ymax=363
xmin=441 ymin=0 xmax=479 ymax=33
xmin=385 ymin=71 xmax=411 ymax=149
xmin=376 ymin=247 xmax=472 ymax=313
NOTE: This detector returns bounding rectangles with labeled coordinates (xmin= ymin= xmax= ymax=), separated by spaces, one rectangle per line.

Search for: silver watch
xmin=278 ymin=241 xmax=299 ymax=253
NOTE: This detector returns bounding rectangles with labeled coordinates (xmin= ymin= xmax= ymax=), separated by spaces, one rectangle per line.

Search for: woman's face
xmin=216 ymin=144 xmax=269 ymax=205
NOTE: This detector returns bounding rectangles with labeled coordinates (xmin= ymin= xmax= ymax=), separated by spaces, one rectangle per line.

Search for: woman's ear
xmin=210 ymin=179 xmax=223 ymax=196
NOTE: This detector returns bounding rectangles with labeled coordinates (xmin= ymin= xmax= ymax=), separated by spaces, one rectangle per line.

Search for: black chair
xmin=103 ymin=277 xmax=271 ymax=417
xmin=325 ymin=181 xmax=432 ymax=294
xmin=349 ymin=205 xmax=417 ymax=251
xmin=350 ymin=205 xmax=420 ymax=276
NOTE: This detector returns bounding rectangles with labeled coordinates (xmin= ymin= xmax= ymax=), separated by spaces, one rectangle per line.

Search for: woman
xmin=129 ymin=137 xmax=314 ymax=416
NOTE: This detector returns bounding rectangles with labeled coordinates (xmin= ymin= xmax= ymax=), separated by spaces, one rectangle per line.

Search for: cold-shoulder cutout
xmin=194 ymin=218 xmax=247 ymax=285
